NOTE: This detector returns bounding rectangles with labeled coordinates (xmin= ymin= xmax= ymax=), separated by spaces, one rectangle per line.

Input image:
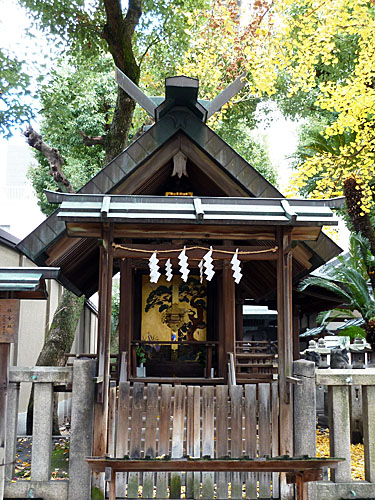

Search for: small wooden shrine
xmin=18 ymin=75 xmax=341 ymax=465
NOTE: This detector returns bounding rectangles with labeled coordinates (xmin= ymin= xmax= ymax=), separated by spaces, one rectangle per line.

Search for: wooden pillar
xmin=119 ymin=259 xmax=133 ymax=379
xmin=93 ymin=225 xmax=113 ymax=457
xmin=217 ymin=272 xmax=225 ymax=379
xmin=223 ymin=262 xmax=236 ymax=379
xmin=276 ymin=227 xmax=294 ymax=455
xmin=235 ymin=298 xmax=244 ymax=342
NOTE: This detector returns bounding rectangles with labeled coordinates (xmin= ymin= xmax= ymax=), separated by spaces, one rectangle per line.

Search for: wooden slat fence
xmin=108 ymin=382 xmax=279 ymax=499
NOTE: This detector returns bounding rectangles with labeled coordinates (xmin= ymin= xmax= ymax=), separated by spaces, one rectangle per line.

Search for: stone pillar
xmin=5 ymin=382 xmax=19 ymax=481
xmin=293 ymin=360 xmax=316 ymax=456
xmin=363 ymin=385 xmax=375 ymax=482
xmin=328 ymin=385 xmax=351 ymax=482
xmin=31 ymin=383 xmax=53 ymax=481
xmin=68 ymin=359 xmax=96 ymax=500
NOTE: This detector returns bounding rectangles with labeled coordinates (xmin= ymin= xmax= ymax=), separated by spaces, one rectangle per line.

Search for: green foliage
xmin=22 ymin=0 xmax=214 ymax=212
xmin=136 ymin=345 xmax=147 ymax=365
xmin=300 ymin=233 xmax=375 ymax=324
xmin=91 ymin=486 xmax=105 ymax=500
xmin=291 ymin=117 xmax=359 ymax=198
xmin=0 ymin=49 xmax=34 ymax=137
xmin=213 ymin=104 xmax=278 ymax=186
xmin=28 ymin=55 xmax=114 ymax=214
xmin=137 ymin=0 xmax=210 ymax=88
xmin=338 ymin=325 xmax=365 ymax=340
xmin=316 ymin=308 xmax=356 ymax=326
xmin=111 ymin=281 xmax=120 ymax=353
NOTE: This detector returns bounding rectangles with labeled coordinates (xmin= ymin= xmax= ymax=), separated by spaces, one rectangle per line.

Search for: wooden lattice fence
xmin=107 ymin=382 xmax=279 ymax=499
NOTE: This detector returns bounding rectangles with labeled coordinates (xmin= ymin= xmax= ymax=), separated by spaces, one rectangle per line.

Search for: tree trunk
xmin=104 ymin=88 xmax=137 ymax=162
xmin=27 ymin=290 xmax=85 ymax=435
xmin=366 ymin=319 xmax=375 ymax=354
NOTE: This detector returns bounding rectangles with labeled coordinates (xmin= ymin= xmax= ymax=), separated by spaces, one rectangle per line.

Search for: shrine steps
xmin=129 ymin=376 xmax=225 ymax=385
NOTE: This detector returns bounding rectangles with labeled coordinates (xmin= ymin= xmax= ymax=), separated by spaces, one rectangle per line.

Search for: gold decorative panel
xmin=141 ymin=275 xmax=207 ymax=343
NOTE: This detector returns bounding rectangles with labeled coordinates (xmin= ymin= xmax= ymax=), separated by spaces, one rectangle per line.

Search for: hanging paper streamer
xmin=230 ymin=249 xmax=242 ymax=284
xmin=165 ymin=258 xmax=173 ymax=281
xmin=198 ymin=259 xmax=204 ymax=284
xmin=203 ymin=246 xmax=215 ymax=281
xmin=178 ymin=246 xmax=189 ymax=282
xmin=149 ymin=251 xmax=161 ymax=283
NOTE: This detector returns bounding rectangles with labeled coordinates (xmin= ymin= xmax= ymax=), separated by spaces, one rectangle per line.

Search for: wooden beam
xmin=93 ymin=225 xmax=113 ymax=456
xmin=66 ymin=222 xmax=323 ymax=242
xmin=67 ymin=223 xmax=278 ymax=240
xmin=46 ymin=235 xmax=80 ymax=265
xmin=119 ymin=259 xmax=133 ymax=380
xmin=113 ymin=244 xmax=278 ymax=261
xmin=292 ymin=244 xmax=313 ymax=270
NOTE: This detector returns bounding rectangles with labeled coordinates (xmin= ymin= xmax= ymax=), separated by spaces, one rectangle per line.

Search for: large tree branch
xmin=24 ymin=126 xmax=75 ymax=193
xmin=78 ymin=129 xmax=106 ymax=146
xmin=123 ymin=0 xmax=142 ymax=41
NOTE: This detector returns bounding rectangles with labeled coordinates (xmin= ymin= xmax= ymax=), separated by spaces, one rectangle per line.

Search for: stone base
xmin=4 ymin=480 xmax=68 ymax=500
xmin=309 ymin=481 xmax=375 ymax=500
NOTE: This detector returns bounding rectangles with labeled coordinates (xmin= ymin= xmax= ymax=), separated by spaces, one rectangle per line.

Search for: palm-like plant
xmin=299 ymin=233 xmax=375 ymax=351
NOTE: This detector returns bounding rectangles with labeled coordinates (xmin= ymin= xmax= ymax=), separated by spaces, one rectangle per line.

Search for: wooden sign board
xmin=0 ymin=299 xmax=19 ymax=343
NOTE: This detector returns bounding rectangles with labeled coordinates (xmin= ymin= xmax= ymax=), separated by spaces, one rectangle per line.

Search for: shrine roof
xmin=17 ymin=113 xmax=285 ymax=268
xmin=16 ymin=74 xmax=344 ymax=296
xmin=46 ymin=192 xmax=340 ymax=228
xmin=0 ymin=267 xmax=60 ymax=299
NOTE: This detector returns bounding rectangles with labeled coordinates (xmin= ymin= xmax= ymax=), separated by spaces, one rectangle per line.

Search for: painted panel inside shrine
xmin=141 ymin=274 xmax=207 ymax=376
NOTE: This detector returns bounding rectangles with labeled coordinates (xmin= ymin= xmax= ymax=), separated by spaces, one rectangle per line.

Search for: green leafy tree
xmin=0 ymin=49 xmax=33 ymax=137
xmin=28 ymin=54 xmax=115 ymax=214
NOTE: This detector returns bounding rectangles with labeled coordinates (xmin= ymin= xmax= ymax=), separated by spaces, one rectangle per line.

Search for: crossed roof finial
xmin=115 ymin=67 xmax=247 ymax=122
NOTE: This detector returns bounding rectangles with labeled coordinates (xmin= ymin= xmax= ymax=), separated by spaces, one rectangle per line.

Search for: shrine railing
xmin=106 ymin=381 xmax=280 ymax=499
xmin=3 ymin=360 xmax=95 ymax=500
xmin=293 ymin=360 xmax=375 ymax=500
xmin=130 ymin=340 xmax=218 ymax=379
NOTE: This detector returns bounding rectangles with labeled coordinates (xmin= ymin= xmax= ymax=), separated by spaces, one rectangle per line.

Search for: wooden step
xmin=236 ymin=377 xmax=276 ymax=384
xmin=129 ymin=377 xmax=225 ymax=385
xmin=235 ymin=353 xmax=275 ymax=359
xmin=235 ymin=372 xmax=276 ymax=380
xmin=236 ymin=362 xmax=276 ymax=369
